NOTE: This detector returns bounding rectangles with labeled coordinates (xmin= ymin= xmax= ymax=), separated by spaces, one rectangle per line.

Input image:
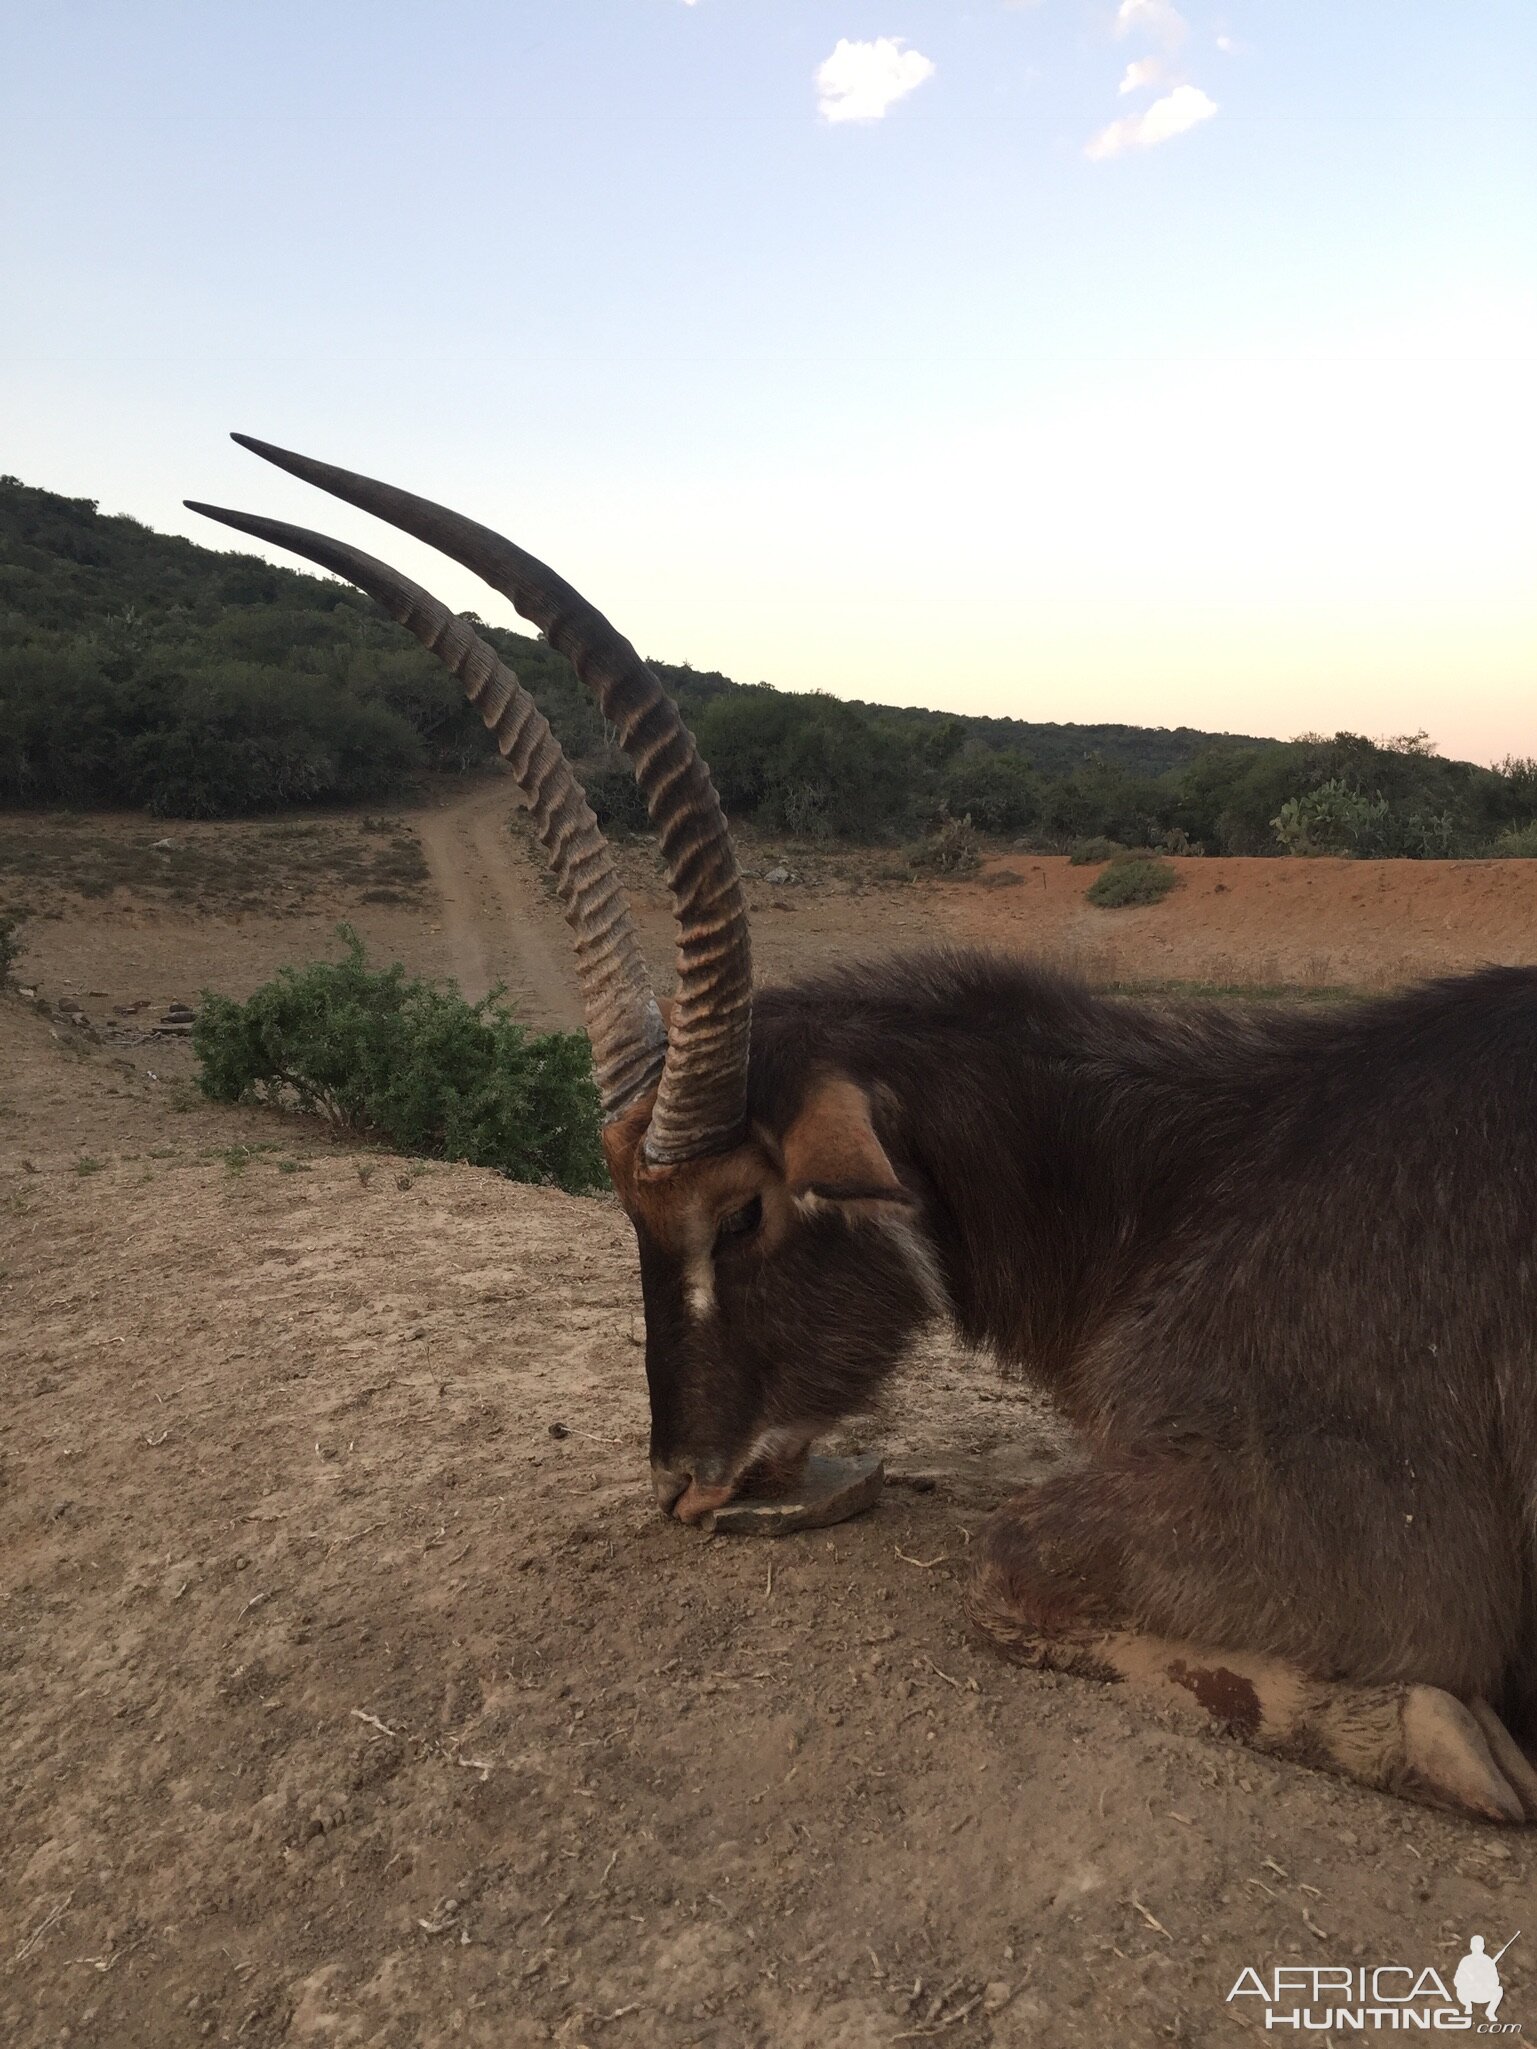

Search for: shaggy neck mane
xmin=748 ymin=949 xmax=1537 ymax=1399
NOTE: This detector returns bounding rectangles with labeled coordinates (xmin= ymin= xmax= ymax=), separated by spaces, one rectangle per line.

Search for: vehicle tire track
xmin=413 ymin=775 xmax=581 ymax=1030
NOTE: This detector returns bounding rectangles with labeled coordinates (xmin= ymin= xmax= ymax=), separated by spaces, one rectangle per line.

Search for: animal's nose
xmin=651 ymin=1461 xmax=738 ymax=1523
xmin=651 ymin=1464 xmax=690 ymax=1517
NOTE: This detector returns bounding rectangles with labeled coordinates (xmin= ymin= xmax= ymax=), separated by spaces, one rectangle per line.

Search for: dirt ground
xmin=3 ymin=782 xmax=1534 ymax=2049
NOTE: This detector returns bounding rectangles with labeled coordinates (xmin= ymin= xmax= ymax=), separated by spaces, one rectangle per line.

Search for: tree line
xmin=2 ymin=475 xmax=1533 ymax=856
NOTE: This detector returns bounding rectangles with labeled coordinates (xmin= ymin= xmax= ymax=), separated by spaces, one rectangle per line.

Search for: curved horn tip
xmin=231 ymin=431 xmax=321 ymax=476
xmin=183 ymin=501 xmax=274 ymax=546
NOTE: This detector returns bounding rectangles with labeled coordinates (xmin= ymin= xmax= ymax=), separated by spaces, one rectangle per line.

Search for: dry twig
xmin=351 ymin=1708 xmax=399 ymax=1738
xmin=892 ymin=1991 xmax=986 ymax=2039
xmin=16 ymin=1891 xmax=75 ymax=1963
xmin=1129 ymin=1896 xmax=1173 ymax=1940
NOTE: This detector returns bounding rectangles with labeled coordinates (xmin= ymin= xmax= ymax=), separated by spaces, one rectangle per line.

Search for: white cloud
xmin=1085 ymin=82 xmax=1216 ymax=159
xmin=1216 ymin=32 xmax=1238 ymax=52
xmin=814 ymin=37 xmax=936 ymax=124
xmin=1115 ymin=0 xmax=1189 ymax=49
xmin=1118 ymin=57 xmax=1164 ymax=94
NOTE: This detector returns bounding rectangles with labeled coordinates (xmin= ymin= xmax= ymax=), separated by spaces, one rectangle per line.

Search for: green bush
xmin=1086 ymin=854 xmax=1178 ymax=909
xmin=1495 ymin=821 xmax=1537 ymax=857
xmin=130 ymin=666 xmax=423 ymax=817
xmin=906 ymin=809 xmax=981 ymax=877
xmin=695 ymin=689 xmax=918 ymax=840
xmin=1068 ymin=836 xmax=1127 ymax=867
xmin=582 ymin=758 xmax=652 ymax=836
xmin=938 ymin=748 xmax=1039 ymax=835
xmin=193 ymin=928 xmax=603 ymax=1193
xmin=1272 ymin=778 xmax=1390 ymax=857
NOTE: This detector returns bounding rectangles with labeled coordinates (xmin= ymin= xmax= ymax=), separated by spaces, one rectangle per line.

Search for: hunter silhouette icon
xmin=1454 ymin=1932 xmax=1518 ymax=2020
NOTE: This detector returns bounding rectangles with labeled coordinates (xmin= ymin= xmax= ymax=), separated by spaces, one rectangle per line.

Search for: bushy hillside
xmin=2 ymin=474 xmax=1534 ymax=853
xmin=0 ymin=475 xmax=595 ymax=816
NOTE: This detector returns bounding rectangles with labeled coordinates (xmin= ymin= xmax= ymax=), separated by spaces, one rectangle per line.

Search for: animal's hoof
xmin=699 ymin=1451 xmax=885 ymax=1536
xmin=1468 ymin=1697 xmax=1537 ymax=1822
xmin=1399 ymin=1688 xmax=1534 ymax=1824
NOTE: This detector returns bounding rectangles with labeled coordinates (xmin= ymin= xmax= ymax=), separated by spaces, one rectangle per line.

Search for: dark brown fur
xmin=622 ymin=947 xmax=1537 ymax=1762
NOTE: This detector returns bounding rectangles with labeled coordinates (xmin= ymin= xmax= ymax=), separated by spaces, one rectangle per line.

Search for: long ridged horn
xmin=186 ymin=502 xmax=665 ymax=1121
xmin=223 ymin=436 xmax=751 ymax=1167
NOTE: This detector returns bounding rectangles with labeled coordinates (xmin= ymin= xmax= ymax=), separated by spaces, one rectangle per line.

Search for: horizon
xmin=4 ymin=2 xmax=1534 ymax=766
xmin=5 ymin=464 xmax=1508 ymax=772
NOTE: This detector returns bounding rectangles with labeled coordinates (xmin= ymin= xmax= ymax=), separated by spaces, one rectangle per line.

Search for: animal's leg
xmin=966 ymin=1483 xmax=1536 ymax=1823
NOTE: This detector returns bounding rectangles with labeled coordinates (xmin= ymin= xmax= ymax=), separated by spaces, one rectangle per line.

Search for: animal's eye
xmin=716 ymin=1195 xmax=763 ymax=1246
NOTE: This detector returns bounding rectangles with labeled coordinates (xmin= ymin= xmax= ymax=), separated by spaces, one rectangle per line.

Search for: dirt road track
xmin=412 ymin=776 xmax=581 ymax=1028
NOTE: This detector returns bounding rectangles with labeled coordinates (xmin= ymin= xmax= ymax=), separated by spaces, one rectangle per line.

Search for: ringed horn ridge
xmin=187 ymin=435 xmax=753 ymax=1165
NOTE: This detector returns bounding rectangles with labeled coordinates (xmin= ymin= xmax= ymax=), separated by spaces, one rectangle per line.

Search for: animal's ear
xmin=779 ymin=1075 xmax=912 ymax=1212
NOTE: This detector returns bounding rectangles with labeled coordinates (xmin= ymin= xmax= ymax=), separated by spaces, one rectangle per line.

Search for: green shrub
xmin=906 ymin=809 xmax=981 ymax=877
xmin=1068 ymin=836 xmax=1127 ymax=867
xmin=193 ymin=928 xmax=603 ymax=1193
xmin=582 ymin=759 xmax=652 ymax=836
xmin=695 ymin=689 xmax=919 ymax=840
xmin=1272 ymin=780 xmax=1380 ymax=857
xmin=1494 ymin=822 xmax=1537 ymax=857
xmin=938 ymin=748 xmax=1039 ymax=835
xmin=1086 ymin=854 xmax=1178 ymax=909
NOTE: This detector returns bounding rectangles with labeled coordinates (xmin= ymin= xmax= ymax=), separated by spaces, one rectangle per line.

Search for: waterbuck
xmin=191 ymin=439 xmax=1537 ymax=1824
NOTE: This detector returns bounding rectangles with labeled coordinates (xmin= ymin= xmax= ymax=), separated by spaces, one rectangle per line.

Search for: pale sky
xmin=4 ymin=2 xmax=1534 ymax=761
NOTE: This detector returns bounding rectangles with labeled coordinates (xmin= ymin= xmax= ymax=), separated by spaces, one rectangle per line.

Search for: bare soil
xmin=3 ymin=783 xmax=1534 ymax=2049
xmin=957 ymin=850 xmax=1537 ymax=993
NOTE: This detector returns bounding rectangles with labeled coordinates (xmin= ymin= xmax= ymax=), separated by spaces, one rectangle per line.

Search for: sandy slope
xmin=3 ymin=791 xmax=1535 ymax=2046
xmin=2 ymin=999 xmax=1531 ymax=2049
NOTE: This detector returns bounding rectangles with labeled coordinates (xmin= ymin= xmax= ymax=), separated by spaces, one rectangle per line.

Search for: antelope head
xmin=190 ymin=441 xmax=942 ymax=1520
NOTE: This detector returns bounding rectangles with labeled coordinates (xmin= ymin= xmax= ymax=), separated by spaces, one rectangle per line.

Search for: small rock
xmin=765 ymin=865 xmax=792 ymax=886
xmin=701 ymin=1451 xmax=884 ymax=1537
xmin=984 ymin=1983 xmax=1014 ymax=2014
xmin=547 ymin=1421 xmax=569 ymax=1440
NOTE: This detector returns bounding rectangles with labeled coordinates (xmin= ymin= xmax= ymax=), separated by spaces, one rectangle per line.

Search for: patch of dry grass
xmin=0 ymin=814 xmax=429 ymax=913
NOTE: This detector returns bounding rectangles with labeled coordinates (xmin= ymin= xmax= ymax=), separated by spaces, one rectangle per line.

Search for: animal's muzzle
xmin=651 ymin=1462 xmax=738 ymax=1524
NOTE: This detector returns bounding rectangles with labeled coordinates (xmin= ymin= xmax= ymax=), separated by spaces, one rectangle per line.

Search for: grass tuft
xmin=1086 ymin=854 xmax=1179 ymax=909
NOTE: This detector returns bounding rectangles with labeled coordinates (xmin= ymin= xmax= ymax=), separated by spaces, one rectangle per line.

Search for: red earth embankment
xmin=949 ymin=855 xmax=1537 ymax=989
